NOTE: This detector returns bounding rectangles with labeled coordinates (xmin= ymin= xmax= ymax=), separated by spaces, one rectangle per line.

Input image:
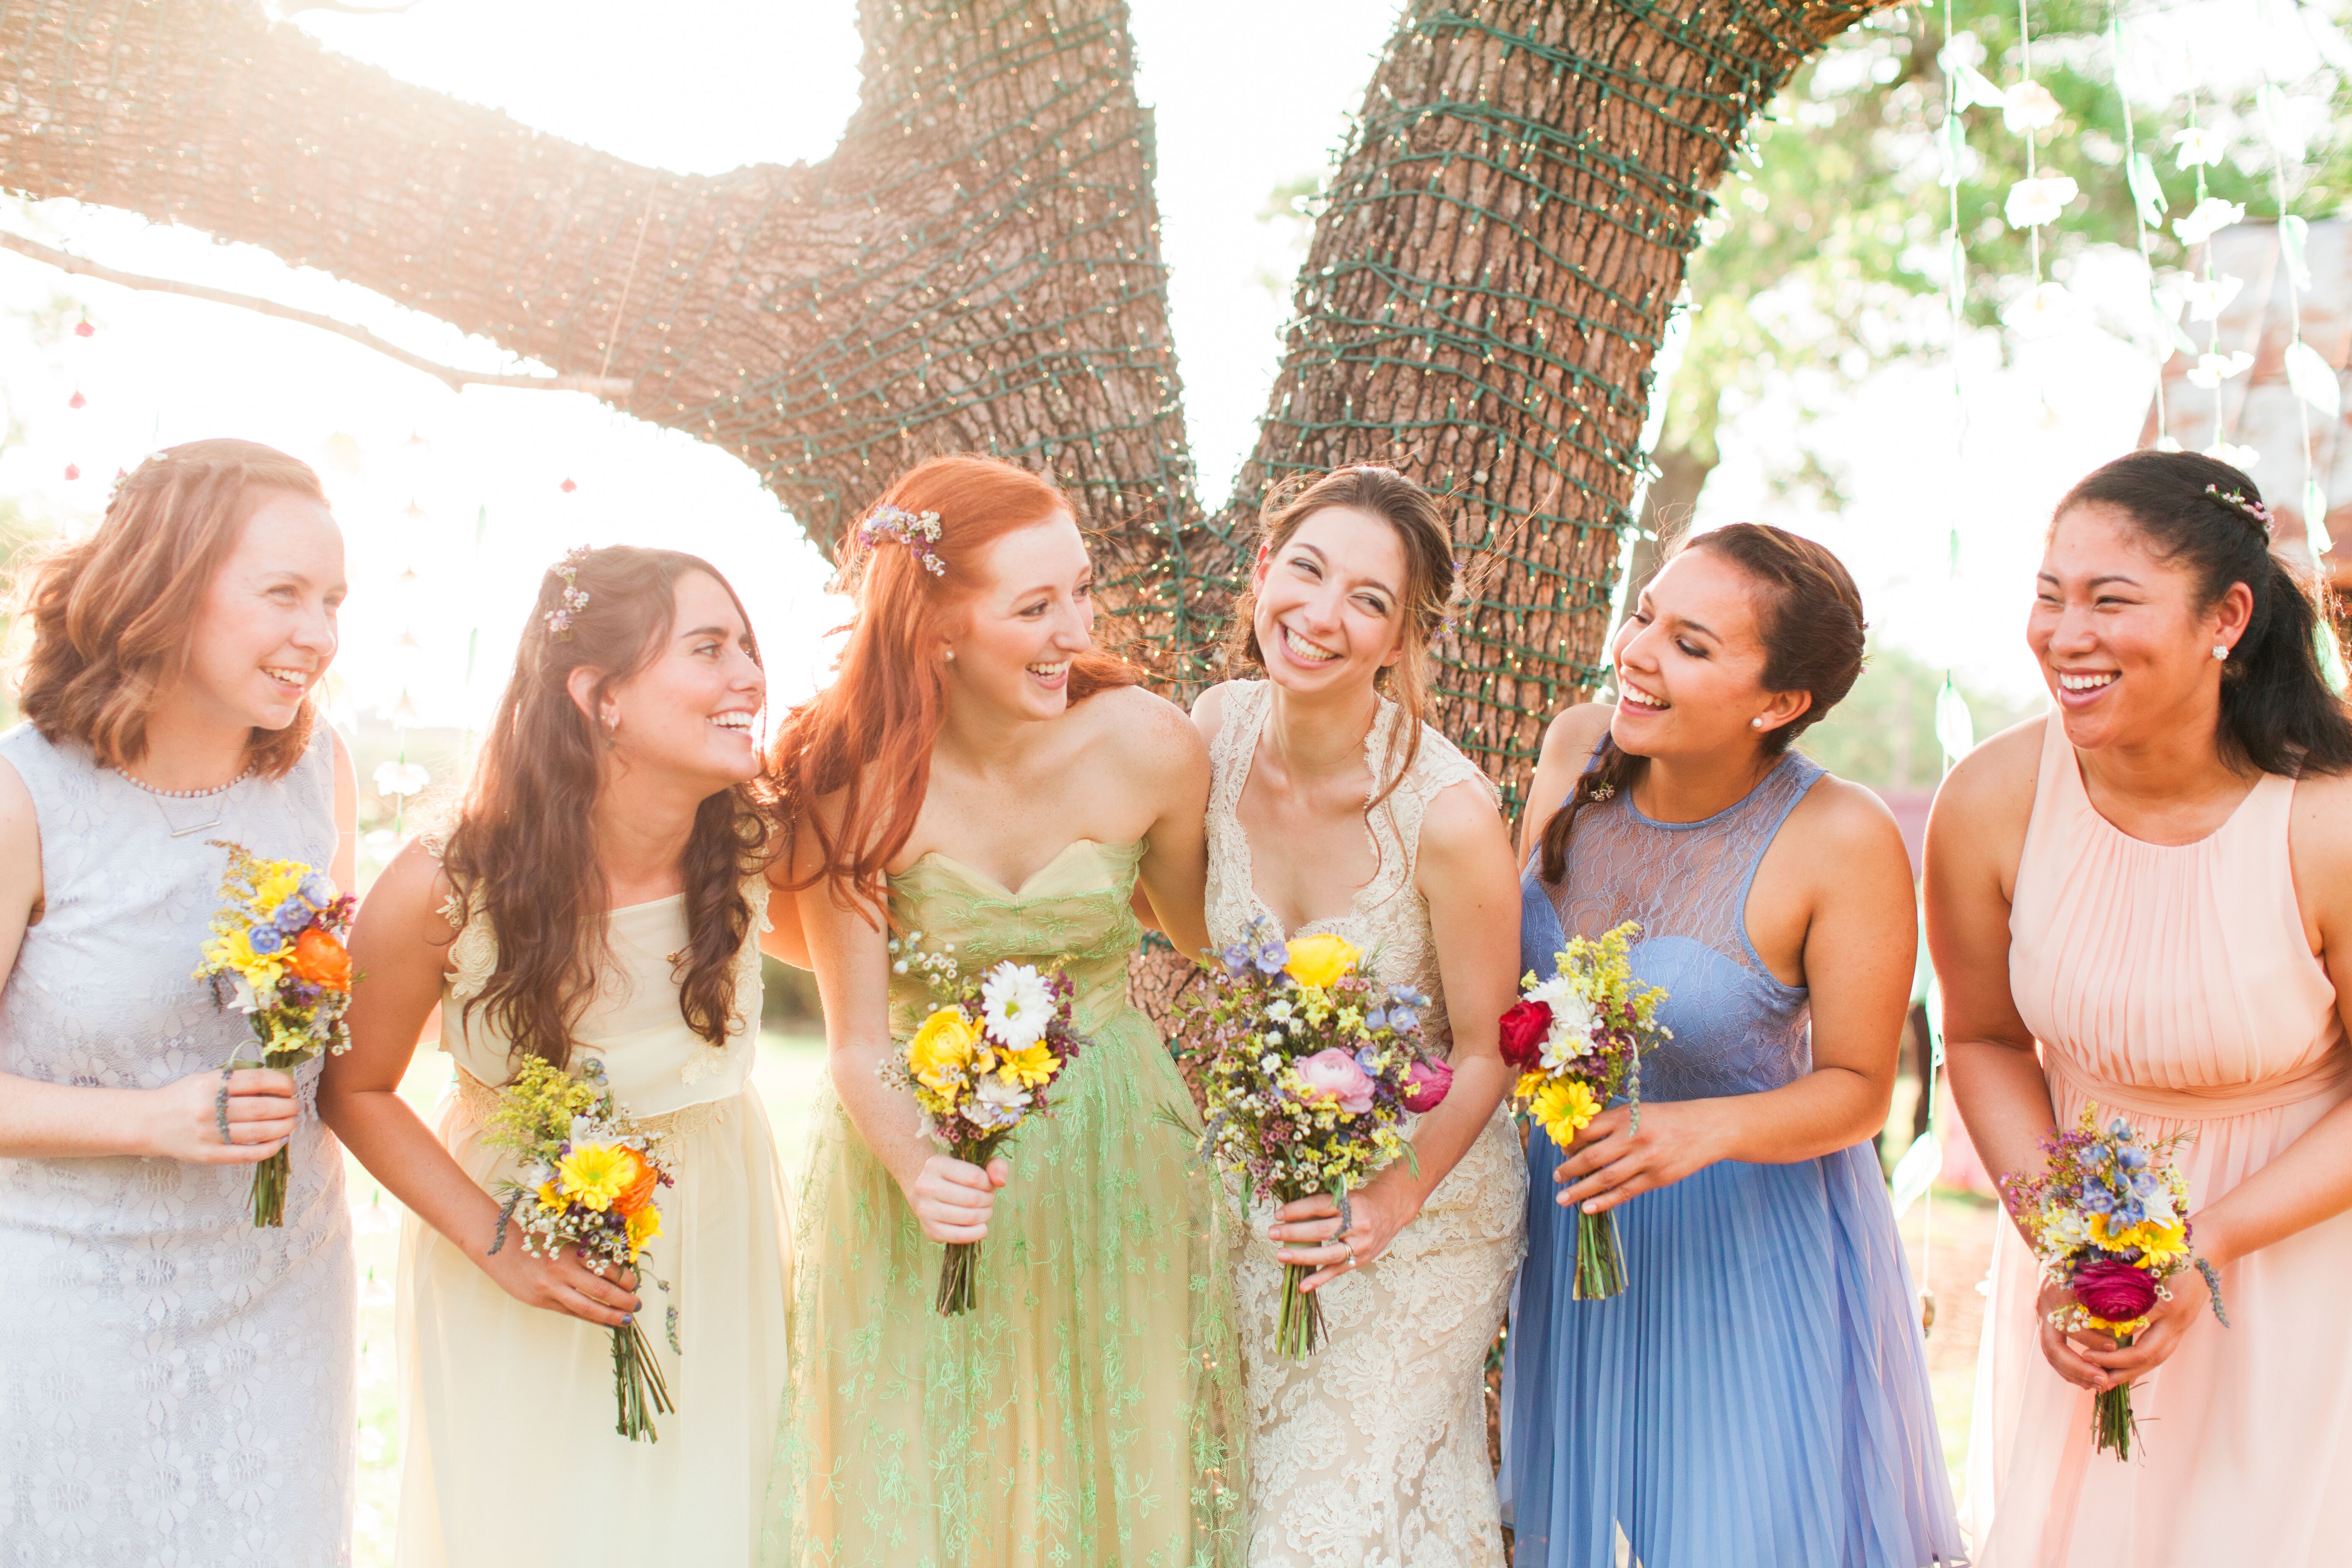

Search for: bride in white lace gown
xmin=1193 ymin=468 xmax=1525 ymax=1567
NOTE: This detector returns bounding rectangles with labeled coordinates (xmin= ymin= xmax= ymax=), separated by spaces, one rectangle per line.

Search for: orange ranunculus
xmin=288 ymin=927 xmax=353 ymax=991
xmin=612 ymin=1147 xmax=660 ymax=1216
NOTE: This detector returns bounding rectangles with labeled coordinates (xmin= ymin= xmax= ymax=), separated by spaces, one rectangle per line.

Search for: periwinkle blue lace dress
xmin=1498 ymin=749 xmax=1963 ymax=1568
xmin=0 ymin=725 xmax=354 ymax=1567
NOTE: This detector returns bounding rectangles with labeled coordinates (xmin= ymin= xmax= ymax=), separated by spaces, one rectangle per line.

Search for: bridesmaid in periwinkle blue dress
xmin=1499 ymin=524 xmax=1963 ymax=1568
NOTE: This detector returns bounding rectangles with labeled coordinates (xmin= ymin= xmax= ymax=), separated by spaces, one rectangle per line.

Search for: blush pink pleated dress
xmin=1966 ymin=716 xmax=2352 ymax=1565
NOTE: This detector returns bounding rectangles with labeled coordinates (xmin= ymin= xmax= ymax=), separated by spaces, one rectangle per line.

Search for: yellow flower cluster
xmin=2089 ymin=1212 xmax=2190 ymax=1266
xmin=1521 ymin=1074 xmax=1601 ymax=1143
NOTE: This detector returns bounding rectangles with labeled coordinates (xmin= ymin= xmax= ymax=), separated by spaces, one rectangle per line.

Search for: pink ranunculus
xmin=2073 ymin=1258 xmax=2159 ymax=1323
xmin=1402 ymin=1057 xmax=1453 ymax=1114
xmin=1296 ymin=1048 xmax=1376 ymax=1114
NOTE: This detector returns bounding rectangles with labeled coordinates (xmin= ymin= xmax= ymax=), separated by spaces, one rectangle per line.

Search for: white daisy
xmin=980 ymin=962 xmax=1055 ymax=1048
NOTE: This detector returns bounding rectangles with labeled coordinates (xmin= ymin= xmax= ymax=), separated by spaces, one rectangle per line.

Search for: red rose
xmin=1498 ymin=1000 xmax=1552 ymax=1070
xmin=2073 ymin=1258 xmax=2159 ymax=1323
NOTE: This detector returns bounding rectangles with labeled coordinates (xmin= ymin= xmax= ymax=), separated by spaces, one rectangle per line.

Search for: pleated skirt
xmin=1499 ymin=1127 xmax=1965 ymax=1568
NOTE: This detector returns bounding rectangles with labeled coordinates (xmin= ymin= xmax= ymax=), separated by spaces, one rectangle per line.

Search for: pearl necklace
xmin=114 ymin=764 xmax=256 ymax=837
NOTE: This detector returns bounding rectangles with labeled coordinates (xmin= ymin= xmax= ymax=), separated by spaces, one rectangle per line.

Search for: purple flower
xmin=1254 ymin=941 xmax=1288 ymax=976
xmin=299 ymin=872 xmax=337 ymax=907
xmin=1364 ymin=1008 xmax=1389 ymax=1032
xmin=1388 ymin=1006 xmax=1420 ymax=1033
xmin=273 ymin=900 xmax=311 ymax=934
xmin=1221 ymin=944 xmax=1253 ymax=975
xmin=248 ymin=924 xmax=284 ymax=954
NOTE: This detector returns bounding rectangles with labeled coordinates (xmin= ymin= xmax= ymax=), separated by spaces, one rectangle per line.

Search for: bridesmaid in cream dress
xmin=322 ymin=548 xmax=790 ymax=1566
xmin=1194 ymin=467 xmax=1525 ymax=1566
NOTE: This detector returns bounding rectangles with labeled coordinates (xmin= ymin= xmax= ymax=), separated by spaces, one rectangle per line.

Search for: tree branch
xmin=0 ymin=229 xmax=631 ymax=395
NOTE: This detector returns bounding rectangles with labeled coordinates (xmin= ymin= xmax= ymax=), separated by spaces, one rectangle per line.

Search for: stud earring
xmin=944 ymin=648 xmax=956 ymax=662
xmin=1751 ymin=716 xmax=1766 ymax=729
xmin=2213 ymin=643 xmax=2229 ymax=661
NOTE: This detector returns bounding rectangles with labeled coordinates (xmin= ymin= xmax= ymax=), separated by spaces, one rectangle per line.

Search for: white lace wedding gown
xmin=1204 ymin=681 xmax=1527 ymax=1568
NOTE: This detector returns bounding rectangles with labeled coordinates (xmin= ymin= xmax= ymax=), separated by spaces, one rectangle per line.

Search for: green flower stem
xmin=249 ymin=1146 xmax=290 ymax=1228
xmin=2093 ymin=1333 xmax=2139 ymax=1460
xmin=611 ymin=1318 xmax=674 ymax=1443
xmin=1573 ymin=1208 xmax=1628 ymax=1301
xmin=936 ymin=1240 xmax=980 ymax=1316
xmin=1275 ymin=1263 xmax=1326 ymax=1360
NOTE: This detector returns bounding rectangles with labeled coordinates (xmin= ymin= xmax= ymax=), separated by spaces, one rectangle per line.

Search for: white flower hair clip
xmin=858 ymin=504 xmax=946 ymax=576
xmin=2204 ymin=484 xmax=2274 ymax=536
xmin=544 ymin=545 xmax=593 ymax=639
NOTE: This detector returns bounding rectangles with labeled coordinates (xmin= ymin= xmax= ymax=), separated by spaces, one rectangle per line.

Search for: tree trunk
xmin=0 ymin=0 xmax=1893 ymax=786
xmin=1615 ymin=441 xmax=1717 ymax=635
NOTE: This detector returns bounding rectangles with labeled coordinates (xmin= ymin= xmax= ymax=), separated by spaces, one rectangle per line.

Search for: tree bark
xmin=0 ymin=0 xmax=1894 ymax=785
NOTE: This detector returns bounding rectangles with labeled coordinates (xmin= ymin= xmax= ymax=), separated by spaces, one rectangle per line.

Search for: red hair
xmin=771 ymin=455 xmax=1136 ymax=907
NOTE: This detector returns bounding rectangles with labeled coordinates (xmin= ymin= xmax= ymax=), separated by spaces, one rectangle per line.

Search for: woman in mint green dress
xmin=760 ymin=455 xmax=1243 ymax=1568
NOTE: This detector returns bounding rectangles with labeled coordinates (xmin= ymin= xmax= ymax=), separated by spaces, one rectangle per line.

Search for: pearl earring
xmin=944 ymin=649 xmax=956 ymax=662
xmin=2213 ymin=643 xmax=2229 ymax=661
xmin=1751 ymin=717 xmax=1766 ymax=729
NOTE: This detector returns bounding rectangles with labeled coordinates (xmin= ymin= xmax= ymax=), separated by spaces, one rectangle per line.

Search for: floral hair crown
xmin=2205 ymin=484 xmax=2274 ymax=536
xmin=858 ymin=503 xmax=946 ymax=576
xmin=543 ymin=545 xmax=593 ymax=639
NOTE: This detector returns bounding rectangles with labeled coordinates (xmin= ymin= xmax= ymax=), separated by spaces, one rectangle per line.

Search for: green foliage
xmin=1800 ymin=640 xmax=2043 ymax=792
xmin=1666 ymin=0 xmax=2352 ymax=490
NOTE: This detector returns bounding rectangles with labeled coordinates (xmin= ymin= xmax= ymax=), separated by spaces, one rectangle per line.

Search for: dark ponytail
xmin=2054 ymin=450 xmax=2352 ymax=779
xmin=1538 ymin=523 xmax=1867 ymax=883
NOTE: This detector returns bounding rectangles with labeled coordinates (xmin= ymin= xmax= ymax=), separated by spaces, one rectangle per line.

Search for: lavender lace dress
xmin=0 ymin=724 xmax=354 ymax=1567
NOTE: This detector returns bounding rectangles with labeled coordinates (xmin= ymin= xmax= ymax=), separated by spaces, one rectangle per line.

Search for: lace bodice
xmin=1521 ymin=745 xmax=1823 ymax=1101
xmin=1203 ymin=680 xmax=1496 ymax=1057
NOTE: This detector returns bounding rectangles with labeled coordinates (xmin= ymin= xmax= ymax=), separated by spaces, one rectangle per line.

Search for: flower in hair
xmin=2204 ymin=484 xmax=2274 ymax=536
xmin=859 ymin=504 xmax=946 ymax=577
xmin=544 ymin=545 xmax=593 ymax=639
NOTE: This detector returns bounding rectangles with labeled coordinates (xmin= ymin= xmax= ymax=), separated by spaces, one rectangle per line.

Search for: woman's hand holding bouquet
xmin=1498 ymin=921 xmax=1668 ymax=1301
xmin=881 ymin=935 xmax=1086 ymax=1316
xmin=2005 ymin=1109 xmax=2228 ymax=1460
xmin=1175 ymin=924 xmax=1453 ymax=1359
xmin=193 ymin=841 xmax=359 ymax=1225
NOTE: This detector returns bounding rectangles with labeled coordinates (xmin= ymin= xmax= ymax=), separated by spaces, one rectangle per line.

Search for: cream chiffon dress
xmin=1203 ymin=681 xmax=1527 ymax=1567
xmin=395 ymin=874 xmax=792 ymax=1567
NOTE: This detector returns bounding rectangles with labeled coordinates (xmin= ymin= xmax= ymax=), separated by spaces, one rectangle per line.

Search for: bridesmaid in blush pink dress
xmin=1928 ymin=450 xmax=2352 ymax=1566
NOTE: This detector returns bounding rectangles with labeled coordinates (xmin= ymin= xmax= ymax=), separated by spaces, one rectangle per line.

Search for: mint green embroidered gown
xmin=763 ymin=839 xmax=1245 ymax=1568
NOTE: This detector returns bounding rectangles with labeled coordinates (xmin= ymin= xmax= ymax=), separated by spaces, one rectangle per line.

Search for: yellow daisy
xmin=996 ymin=1042 xmax=1056 ymax=1088
xmin=1532 ymin=1078 xmax=1601 ymax=1142
xmin=557 ymin=1142 xmax=634 ymax=1212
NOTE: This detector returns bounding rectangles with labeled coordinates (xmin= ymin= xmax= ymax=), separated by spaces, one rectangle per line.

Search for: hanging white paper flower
xmin=2001 ymin=80 xmax=2062 ymax=134
xmin=2284 ymin=340 xmax=2343 ymax=418
xmin=2004 ymin=174 xmax=2079 ymax=229
xmin=1945 ymin=60 xmax=2006 ymax=113
xmin=2178 ymin=274 xmax=2244 ymax=322
xmin=2204 ymin=441 xmax=2262 ymax=470
xmin=2000 ymin=281 xmax=2079 ymax=339
xmin=2186 ymin=352 xmax=2254 ymax=390
xmin=373 ymin=760 xmax=430 ymax=798
xmin=2172 ymin=125 xmax=2226 ymax=170
xmin=2172 ymin=197 xmax=2246 ymax=248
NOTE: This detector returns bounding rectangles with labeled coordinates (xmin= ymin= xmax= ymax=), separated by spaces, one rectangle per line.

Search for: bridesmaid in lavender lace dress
xmin=0 ymin=442 xmax=359 ymax=1568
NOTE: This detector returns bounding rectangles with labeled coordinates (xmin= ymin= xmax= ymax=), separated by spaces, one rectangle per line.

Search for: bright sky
xmin=0 ymin=0 xmax=2332 ymax=747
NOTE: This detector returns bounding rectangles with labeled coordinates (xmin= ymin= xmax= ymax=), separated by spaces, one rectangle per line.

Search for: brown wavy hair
xmin=771 ymin=454 xmax=1136 ymax=908
xmin=441 ymin=547 xmax=775 ymax=1069
xmin=1224 ymin=465 xmax=1463 ymax=816
xmin=1537 ymin=522 xmax=1867 ymax=884
xmin=12 ymin=439 xmax=329 ymax=776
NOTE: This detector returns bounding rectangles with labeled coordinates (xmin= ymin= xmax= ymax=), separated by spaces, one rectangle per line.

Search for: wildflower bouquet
xmin=1174 ymin=923 xmax=1453 ymax=1360
xmin=193 ymin=841 xmax=358 ymax=1227
xmin=881 ymin=934 xmax=1087 ymax=1316
xmin=480 ymin=1057 xmax=676 ymax=1442
xmin=1498 ymin=920 xmax=1668 ymax=1301
xmin=2003 ymin=1109 xmax=2224 ymax=1460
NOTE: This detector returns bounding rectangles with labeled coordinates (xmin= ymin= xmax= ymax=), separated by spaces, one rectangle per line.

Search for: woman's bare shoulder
xmin=1539 ymin=702 xmax=1614 ymax=766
